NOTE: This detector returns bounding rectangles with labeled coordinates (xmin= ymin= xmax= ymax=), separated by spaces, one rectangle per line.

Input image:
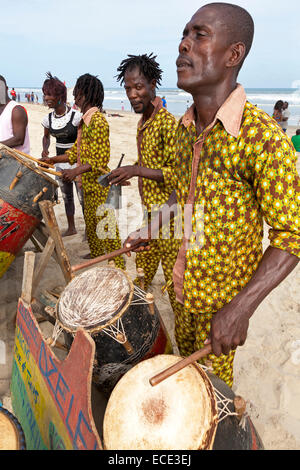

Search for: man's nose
xmin=179 ymin=36 xmax=192 ymax=54
xmin=127 ymin=89 xmax=138 ymax=100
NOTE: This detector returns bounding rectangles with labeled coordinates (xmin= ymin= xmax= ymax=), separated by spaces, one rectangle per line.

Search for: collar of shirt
xmin=81 ymin=106 xmax=99 ymax=127
xmin=181 ymin=84 xmax=246 ymax=139
xmin=137 ymin=96 xmax=163 ymax=131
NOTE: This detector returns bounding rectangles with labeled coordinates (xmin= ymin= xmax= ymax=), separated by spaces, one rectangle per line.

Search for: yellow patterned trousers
xmin=83 ymin=190 xmax=125 ymax=269
xmin=135 ymin=237 xmax=183 ymax=317
xmin=174 ymin=307 xmax=235 ymax=388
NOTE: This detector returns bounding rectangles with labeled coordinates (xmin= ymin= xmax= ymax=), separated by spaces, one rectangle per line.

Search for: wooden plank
xmin=31 ymin=237 xmax=55 ymax=297
xmin=11 ymin=298 xmax=102 ymax=450
xmin=38 ymin=200 xmax=73 ymax=283
xmin=21 ymin=251 xmax=35 ymax=305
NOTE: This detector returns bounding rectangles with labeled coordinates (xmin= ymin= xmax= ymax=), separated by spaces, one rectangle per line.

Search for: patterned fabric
xmin=171 ymin=85 xmax=300 ymax=387
xmin=67 ymin=111 xmax=125 ymax=268
xmin=134 ymin=97 xmax=183 ymax=316
xmin=136 ymin=97 xmax=178 ymax=211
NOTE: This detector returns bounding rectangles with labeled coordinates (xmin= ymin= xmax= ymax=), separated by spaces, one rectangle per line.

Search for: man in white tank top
xmin=0 ymin=75 xmax=30 ymax=154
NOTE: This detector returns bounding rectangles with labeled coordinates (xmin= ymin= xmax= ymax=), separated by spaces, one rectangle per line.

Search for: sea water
xmin=14 ymin=87 xmax=300 ymax=126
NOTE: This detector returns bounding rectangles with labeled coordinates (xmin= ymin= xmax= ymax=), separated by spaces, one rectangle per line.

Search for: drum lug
xmin=145 ymin=293 xmax=155 ymax=315
xmin=9 ymin=170 xmax=23 ymax=190
xmin=32 ymin=187 xmax=48 ymax=205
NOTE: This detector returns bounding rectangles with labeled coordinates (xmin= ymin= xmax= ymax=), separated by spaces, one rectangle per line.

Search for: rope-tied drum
xmin=57 ymin=266 xmax=134 ymax=334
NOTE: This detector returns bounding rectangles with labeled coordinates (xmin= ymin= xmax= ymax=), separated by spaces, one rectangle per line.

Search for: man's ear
xmin=151 ymin=79 xmax=157 ymax=91
xmin=226 ymin=42 xmax=246 ymax=69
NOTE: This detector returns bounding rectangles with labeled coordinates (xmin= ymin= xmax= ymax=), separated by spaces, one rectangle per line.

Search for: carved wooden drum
xmin=102 ymin=355 xmax=265 ymax=451
xmin=52 ymin=266 xmax=173 ymax=396
xmin=0 ymin=148 xmax=57 ymax=277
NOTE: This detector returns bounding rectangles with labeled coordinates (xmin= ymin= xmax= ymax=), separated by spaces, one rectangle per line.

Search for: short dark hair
xmin=116 ymin=53 xmax=163 ymax=87
xmin=296 ymin=129 xmax=300 ymax=136
xmin=274 ymin=100 xmax=284 ymax=110
xmin=42 ymin=72 xmax=67 ymax=103
xmin=74 ymin=73 xmax=104 ymax=109
xmin=202 ymin=3 xmax=254 ymax=62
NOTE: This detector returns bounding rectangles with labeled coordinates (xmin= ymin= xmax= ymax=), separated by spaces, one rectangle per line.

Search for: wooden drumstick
xmin=12 ymin=149 xmax=55 ymax=168
xmin=71 ymin=242 xmax=142 ymax=273
xmin=37 ymin=166 xmax=62 ymax=177
xmin=149 ymin=344 xmax=212 ymax=387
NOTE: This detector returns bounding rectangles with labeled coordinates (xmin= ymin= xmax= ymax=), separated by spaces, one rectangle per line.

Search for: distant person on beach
xmin=123 ymin=3 xmax=300 ymax=388
xmin=291 ymin=129 xmax=300 ymax=152
xmin=162 ymin=96 xmax=167 ymax=108
xmin=109 ymin=53 xmax=183 ymax=320
xmin=272 ymin=100 xmax=283 ymax=124
xmin=10 ymin=88 xmax=16 ymax=101
xmin=41 ymin=72 xmax=83 ymax=237
xmin=41 ymin=73 xmax=125 ymax=267
xmin=280 ymin=101 xmax=290 ymax=133
xmin=0 ymin=75 xmax=30 ymax=153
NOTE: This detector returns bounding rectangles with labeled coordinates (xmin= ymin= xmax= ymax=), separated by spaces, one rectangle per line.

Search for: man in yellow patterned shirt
xmin=108 ymin=54 xmax=183 ymax=317
xmin=124 ymin=4 xmax=300 ymax=387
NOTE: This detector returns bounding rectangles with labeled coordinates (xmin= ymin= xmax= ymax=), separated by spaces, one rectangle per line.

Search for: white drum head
xmin=57 ymin=266 xmax=133 ymax=332
xmin=103 ymin=355 xmax=218 ymax=450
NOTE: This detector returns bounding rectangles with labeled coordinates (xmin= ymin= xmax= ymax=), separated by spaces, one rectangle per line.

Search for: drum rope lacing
xmin=201 ymin=364 xmax=248 ymax=428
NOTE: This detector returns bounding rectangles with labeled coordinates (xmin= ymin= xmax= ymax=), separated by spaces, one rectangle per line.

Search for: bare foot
xmin=62 ymin=228 xmax=77 ymax=237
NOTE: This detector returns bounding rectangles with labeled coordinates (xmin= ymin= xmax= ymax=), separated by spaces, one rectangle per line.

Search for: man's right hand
xmin=123 ymin=226 xmax=151 ymax=257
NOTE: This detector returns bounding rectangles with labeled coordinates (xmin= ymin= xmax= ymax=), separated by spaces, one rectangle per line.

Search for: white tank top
xmin=0 ymin=100 xmax=30 ymax=154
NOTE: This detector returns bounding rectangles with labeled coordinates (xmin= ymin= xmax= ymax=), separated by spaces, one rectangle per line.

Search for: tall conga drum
xmin=0 ymin=406 xmax=26 ymax=450
xmin=0 ymin=148 xmax=58 ymax=277
xmin=51 ymin=266 xmax=173 ymax=396
xmin=102 ymin=355 xmax=264 ymax=450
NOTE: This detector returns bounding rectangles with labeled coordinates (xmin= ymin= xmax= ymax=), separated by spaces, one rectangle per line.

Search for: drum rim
xmin=0 ymin=406 xmax=25 ymax=450
xmin=0 ymin=147 xmax=58 ymax=187
xmin=55 ymin=266 xmax=134 ymax=334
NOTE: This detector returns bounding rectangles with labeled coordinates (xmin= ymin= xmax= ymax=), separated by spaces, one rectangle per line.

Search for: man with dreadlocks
xmin=41 ymin=73 xmax=125 ymax=268
xmin=108 ymin=53 xmax=182 ymax=318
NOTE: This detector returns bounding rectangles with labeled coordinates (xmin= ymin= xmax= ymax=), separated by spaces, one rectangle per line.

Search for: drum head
xmin=57 ymin=266 xmax=133 ymax=333
xmin=0 ymin=408 xmax=22 ymax=450
xmin=103 ymin=355 xmax=218 ymax=450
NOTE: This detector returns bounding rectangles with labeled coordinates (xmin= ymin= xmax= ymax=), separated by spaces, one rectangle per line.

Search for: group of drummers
xmin=2 ymin=3 xmax=300 ymax=393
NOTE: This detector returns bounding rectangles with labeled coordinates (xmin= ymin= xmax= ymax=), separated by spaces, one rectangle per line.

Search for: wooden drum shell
xmin=0 ymin=149 xmax=57 ymax=277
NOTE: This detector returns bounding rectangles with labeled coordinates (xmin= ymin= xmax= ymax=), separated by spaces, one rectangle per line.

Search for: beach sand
xmin=0 ymin=102 xmax=299 ymax=450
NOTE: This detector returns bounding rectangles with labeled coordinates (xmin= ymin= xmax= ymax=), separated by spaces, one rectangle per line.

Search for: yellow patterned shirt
xmin=136 ymin=97 xmax=178 ymax=212
xmin=172 ymin=85 xmax=300 ymax=314
xmin=67 ymin=110 xmax=110 ymax=194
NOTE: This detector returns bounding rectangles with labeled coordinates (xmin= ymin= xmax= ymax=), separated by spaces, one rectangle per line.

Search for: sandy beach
xmin=0 ymin=102 xmax=299 ymax=450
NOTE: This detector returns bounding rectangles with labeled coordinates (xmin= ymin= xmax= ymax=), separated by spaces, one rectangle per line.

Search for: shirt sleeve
xmin=82 ymin=114 xmax=110 ymax=174
xmin=66 ymin=141 xmax=78 ymax=165
xmin=160 ymin=115 xmax=178 ymax=191
xmin=254 ymin=134 xmax=300 ymax=258
xmin=42 ymin=114 xmax=50 ymax=128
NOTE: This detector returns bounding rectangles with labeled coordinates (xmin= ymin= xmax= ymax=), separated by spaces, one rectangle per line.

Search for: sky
xmin=1 ymin=0 xmax=299 ymax=90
